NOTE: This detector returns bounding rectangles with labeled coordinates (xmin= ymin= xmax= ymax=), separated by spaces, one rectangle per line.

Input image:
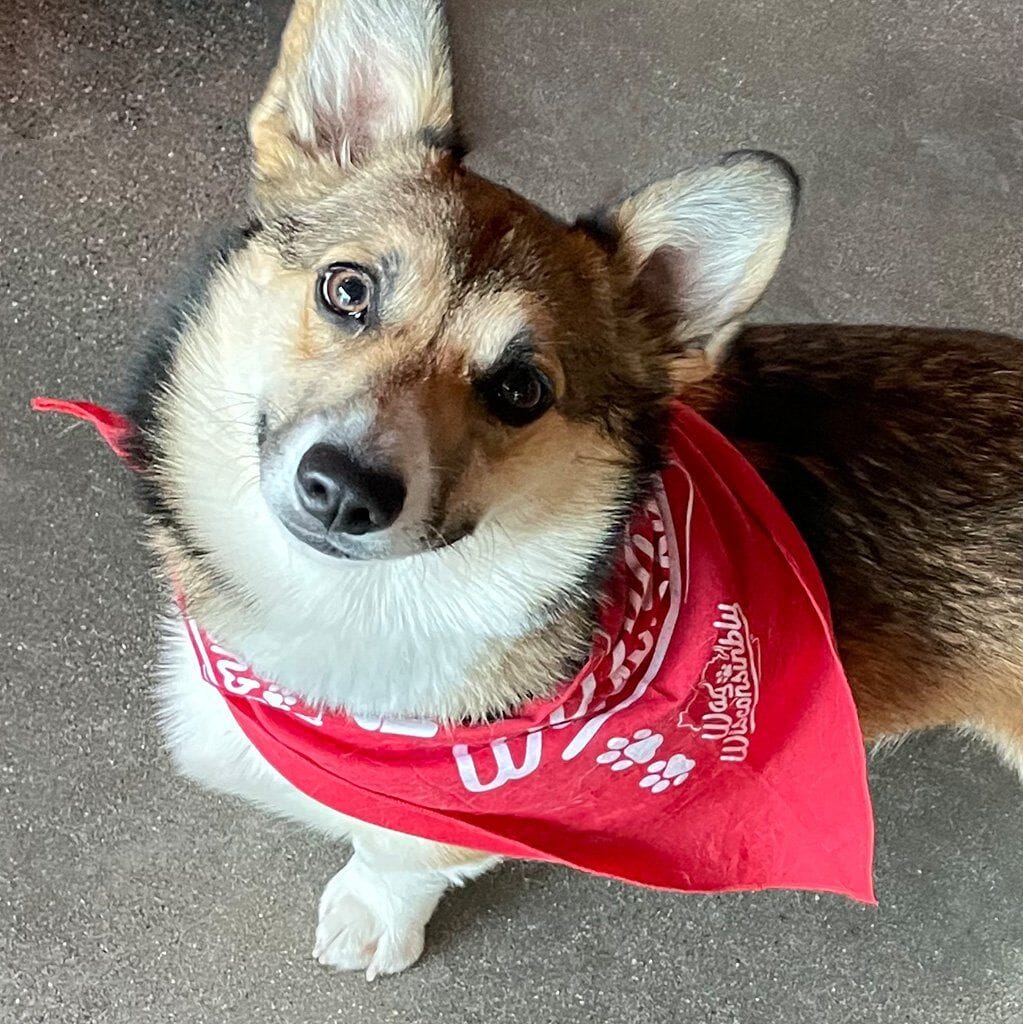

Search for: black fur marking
xmin=117 ymin=221 xmax=256 ymax=555
xmin=264 ymin=214 xmax=305 ymax=265
xmin=118 ymin=221 xmax=256 ymax=438
xmin=420 ymin=123 xmax=468 ymax=162
xmin=573 ymin=209 xmax=620 ymax=252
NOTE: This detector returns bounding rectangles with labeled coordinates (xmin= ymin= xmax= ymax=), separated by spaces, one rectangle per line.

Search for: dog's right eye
xmin=317 ymin=264 xmax=375 ymax=323
xmin=476 ymin=361 xmax=554 ymax=427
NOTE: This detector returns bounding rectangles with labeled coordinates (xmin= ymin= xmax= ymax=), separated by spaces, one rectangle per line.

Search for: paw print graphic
xmin=639 ymin=753 xmax=695 ymax=793
xmin=262 ymin=685 xmax=298 ymax=711
xmin=596 ymin=729 xmax=663 ymax=771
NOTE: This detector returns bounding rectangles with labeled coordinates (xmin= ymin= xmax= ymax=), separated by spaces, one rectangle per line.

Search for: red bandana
xmin=35 ymin=396 xmax=875 ymax=902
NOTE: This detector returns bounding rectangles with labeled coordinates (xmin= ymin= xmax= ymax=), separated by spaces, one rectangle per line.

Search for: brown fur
xmin=699 ymin=324 xmax=1023 ymax=756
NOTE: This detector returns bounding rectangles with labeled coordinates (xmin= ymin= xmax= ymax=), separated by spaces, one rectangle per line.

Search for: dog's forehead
xmin=272 ymin=159 xmax=606 ymax=302
xmin=448 ymin=168 xmax=600 ymax=285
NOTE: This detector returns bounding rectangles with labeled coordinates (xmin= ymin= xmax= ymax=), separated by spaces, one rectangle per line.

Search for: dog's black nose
xmin=295 ymin=443 xmax=406 ymax=535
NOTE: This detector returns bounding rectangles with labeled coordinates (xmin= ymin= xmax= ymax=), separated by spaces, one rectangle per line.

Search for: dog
xmin=57 ymin=0 xmax=1023 ymax=980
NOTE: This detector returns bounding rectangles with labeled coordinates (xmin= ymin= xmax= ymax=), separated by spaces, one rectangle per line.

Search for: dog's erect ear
xmin=593 ymin=151 xmax=799 ymax=365
xmin=250 ymin=0 xmax=453 ymax=202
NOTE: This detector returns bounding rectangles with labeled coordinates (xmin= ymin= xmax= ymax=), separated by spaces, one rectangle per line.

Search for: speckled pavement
xmin=3 ymin=2 xmax=1022 ymax=1021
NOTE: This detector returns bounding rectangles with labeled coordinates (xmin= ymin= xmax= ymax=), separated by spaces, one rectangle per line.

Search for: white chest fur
xmin=156 ymin=619 xmax=360 ymax=838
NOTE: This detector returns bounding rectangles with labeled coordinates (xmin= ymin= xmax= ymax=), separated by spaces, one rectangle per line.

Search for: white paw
xmin=639 ymin=753 xmax=695 ymax=793
xmin=313 ymin=858 xmax=435 ymax=980
xmin=595 ymin=728 xmax=663 ymax=770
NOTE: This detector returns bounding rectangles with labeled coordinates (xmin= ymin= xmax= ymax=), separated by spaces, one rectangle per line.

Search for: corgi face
xmin=248 ymin=154 xmax=663 ymax=562
xmin=127 ymin=0 xmax=796 ymax=665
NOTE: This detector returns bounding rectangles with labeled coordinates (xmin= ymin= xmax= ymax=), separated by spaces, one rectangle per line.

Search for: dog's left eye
xmin=318 ymin=263 xmax=374 ymax=322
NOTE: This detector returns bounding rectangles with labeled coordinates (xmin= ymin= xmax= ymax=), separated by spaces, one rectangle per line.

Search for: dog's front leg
xmin=314 ymin=823 xmax=498 ymax=979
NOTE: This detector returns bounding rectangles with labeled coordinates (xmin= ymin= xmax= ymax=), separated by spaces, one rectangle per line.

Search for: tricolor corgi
xmin=37 ymin=0 xmax=1023 ymax=981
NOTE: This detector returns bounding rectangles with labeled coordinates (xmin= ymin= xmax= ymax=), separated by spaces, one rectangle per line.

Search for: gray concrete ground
xmin=3 ymin=1 xmax=1022 ymax=1021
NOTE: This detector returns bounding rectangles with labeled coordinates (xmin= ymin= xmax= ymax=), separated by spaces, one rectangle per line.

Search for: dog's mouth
xmin=277 ymin=515 xmax=475 ymax=562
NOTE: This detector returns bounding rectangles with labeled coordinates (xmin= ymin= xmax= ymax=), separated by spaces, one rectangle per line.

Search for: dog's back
xmin=708 ymin=324 xmax=1023 ymax=766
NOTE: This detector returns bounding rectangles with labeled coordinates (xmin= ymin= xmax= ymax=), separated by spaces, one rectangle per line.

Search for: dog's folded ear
xmin=250 ymin=0 xmax=454 ymax=205
xmin=583 ymin=151 xmax=799 ymax=367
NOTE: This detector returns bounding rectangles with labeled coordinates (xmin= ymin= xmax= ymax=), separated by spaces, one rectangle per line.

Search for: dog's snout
xmin=295 ymin=443 xmax=406 ymax=535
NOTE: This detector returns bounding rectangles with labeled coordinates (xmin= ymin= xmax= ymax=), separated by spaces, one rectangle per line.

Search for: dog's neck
xmin=171 ymin=508 xmax=615 ymax=723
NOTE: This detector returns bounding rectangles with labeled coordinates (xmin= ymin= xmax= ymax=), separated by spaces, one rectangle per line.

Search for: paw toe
xmin=365 ymin=928 xmax=425 ymax=981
